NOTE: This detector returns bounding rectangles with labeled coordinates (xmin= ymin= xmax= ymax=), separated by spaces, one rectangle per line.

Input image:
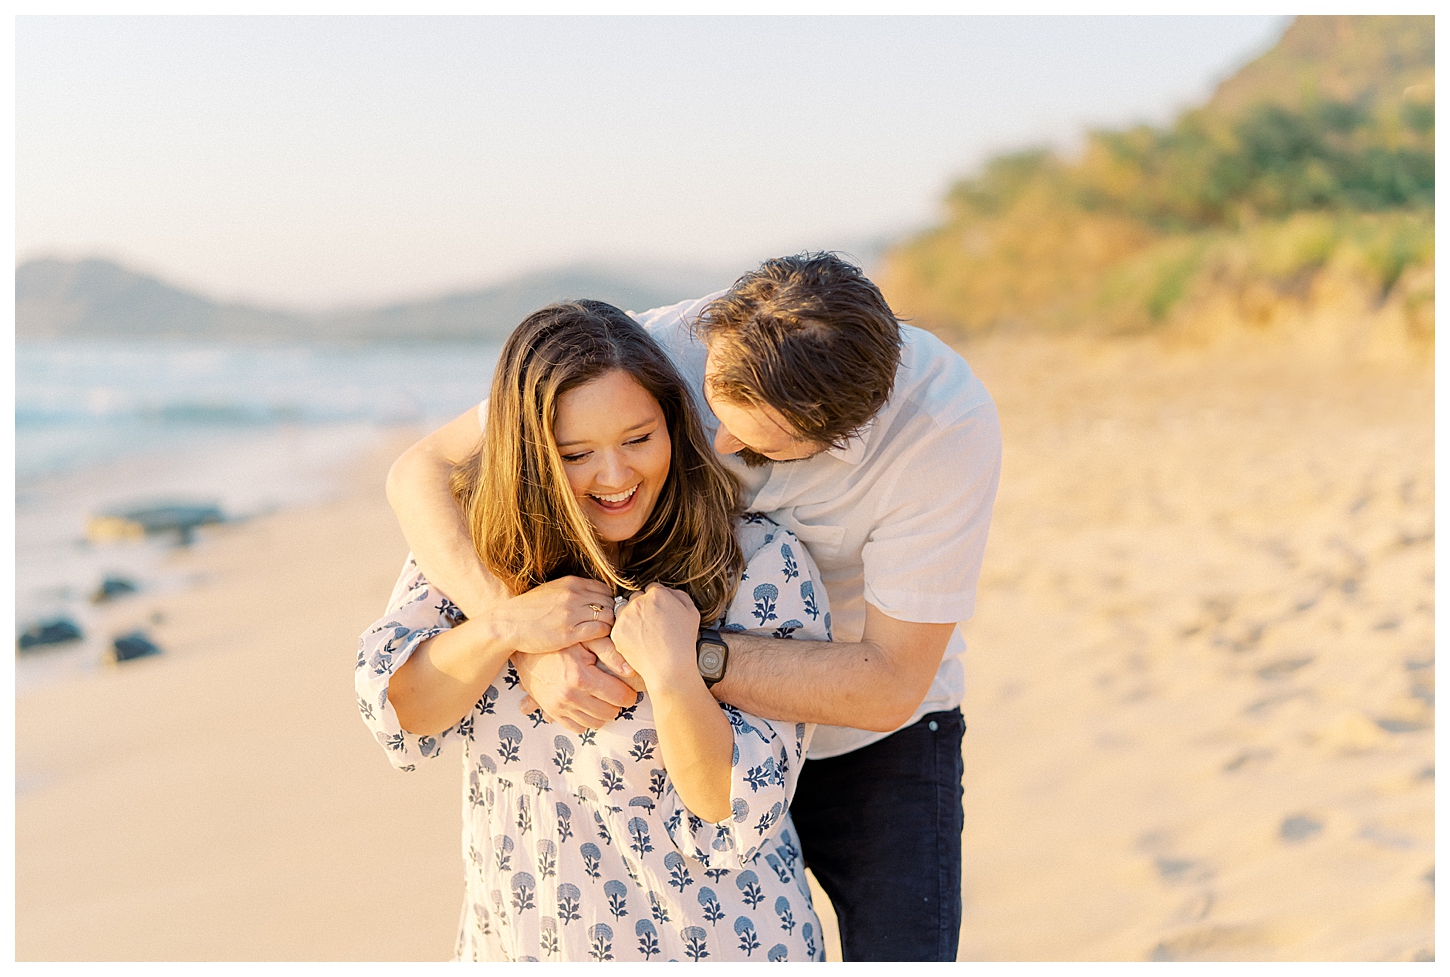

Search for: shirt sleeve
xmin=656 ymin=518 xmax=830 ymax=867
xmin=354 ymin=555 xmax=470 ymax=771
xmin=861 ymin=398 xmax=1002 ymax=623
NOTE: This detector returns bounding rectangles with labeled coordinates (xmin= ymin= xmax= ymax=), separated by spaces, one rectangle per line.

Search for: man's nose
xmin=714 ymin=425 xmax=745 ymax=456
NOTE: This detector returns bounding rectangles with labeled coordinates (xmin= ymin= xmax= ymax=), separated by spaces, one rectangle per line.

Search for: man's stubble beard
xmin=734 ymin=447 xmax=817 ymax=469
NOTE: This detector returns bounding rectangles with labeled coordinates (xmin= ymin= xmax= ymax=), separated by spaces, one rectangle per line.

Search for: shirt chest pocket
xmin=780 ymin=520 xmax=846 ymax=565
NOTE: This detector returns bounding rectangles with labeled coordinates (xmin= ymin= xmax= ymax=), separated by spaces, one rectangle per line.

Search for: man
xmin=386 ymin=252 xmax=1001 ymax=961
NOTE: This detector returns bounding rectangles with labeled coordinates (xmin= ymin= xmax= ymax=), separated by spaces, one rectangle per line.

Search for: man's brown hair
xmin=695 ymin=252 xmax=903 ymax=450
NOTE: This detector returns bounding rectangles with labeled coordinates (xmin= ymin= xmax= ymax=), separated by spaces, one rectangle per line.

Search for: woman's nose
xmin=597 ymin=450 xmax=632 ymax=486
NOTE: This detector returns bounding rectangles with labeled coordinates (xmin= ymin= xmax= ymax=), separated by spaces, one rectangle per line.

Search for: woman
xmin=355 ymin=300 xmax=830 ymax=962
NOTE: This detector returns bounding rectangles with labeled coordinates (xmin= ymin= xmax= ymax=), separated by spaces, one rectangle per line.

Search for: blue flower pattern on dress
xmin=734 ymin=915 xmax=761 ymax=956
xmin=800 ymin=580 xmax=819 ymax=621
xmin=635 ymin=918 xmax=660 ymax=958
xmin=355 ymin=515 xmax=830 ymax=962
xmin=751 ymin=584 xmax=778 ymax=624
xmin=588 ymin=922 xmax=614 ymax=961
xmin=682 ymin=924 xmax=710 ymax=961
xmin=698 ymin=885 xmax=726 ymax=924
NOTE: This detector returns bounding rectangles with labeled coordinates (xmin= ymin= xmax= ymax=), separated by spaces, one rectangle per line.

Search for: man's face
xmin=703 ymin=347 xmax=825 ymax=468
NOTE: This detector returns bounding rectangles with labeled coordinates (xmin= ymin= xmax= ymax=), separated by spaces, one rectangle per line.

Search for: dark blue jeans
xmin=789 ymin=708 xmax=965 ymax=961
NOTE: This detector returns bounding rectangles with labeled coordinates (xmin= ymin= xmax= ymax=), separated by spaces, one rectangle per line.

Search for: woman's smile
xmin=588 ymin=484 xmax=635 ymax=507
xmin=585 ymin=484 xmax=638 ymax=513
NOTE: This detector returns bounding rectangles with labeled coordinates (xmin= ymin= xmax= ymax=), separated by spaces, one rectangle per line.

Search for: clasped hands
xmin=505 ymin=575 xmax=701 ymax=735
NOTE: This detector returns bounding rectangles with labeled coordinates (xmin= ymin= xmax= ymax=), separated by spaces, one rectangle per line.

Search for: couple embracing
xmin=355 ymin=252 xmax=1001 ymax=962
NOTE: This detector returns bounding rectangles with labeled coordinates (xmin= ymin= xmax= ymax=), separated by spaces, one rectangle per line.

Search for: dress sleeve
xmin=657 ymin=518 xmax=831 ymax=867
xmin=354 ymin=555 xmax=470 ymax=772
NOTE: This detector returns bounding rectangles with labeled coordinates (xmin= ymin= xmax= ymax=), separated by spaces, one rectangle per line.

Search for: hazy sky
xmin=17 ymin=15 xmax=1289 ymax=310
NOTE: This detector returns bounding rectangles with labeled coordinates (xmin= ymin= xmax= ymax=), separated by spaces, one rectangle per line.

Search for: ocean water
xmin=14 ymin=339 xmax=503 ymax=688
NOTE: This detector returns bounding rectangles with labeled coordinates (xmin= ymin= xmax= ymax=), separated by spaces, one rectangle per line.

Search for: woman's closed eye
xmin=561 ymin=434 xmax=652 ymax=464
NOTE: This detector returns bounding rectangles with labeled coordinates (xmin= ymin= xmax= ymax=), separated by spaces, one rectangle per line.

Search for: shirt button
xmin=928 ymin=720 xmax=939 ymax=732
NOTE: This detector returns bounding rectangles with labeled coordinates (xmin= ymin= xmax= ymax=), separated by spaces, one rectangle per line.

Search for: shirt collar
xmin=825 ymin=417 xmax=876 ymax=466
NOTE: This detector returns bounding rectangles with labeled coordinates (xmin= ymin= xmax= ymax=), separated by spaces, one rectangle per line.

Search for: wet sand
xmin=14 ymin=328 xmax=1433 ymax=961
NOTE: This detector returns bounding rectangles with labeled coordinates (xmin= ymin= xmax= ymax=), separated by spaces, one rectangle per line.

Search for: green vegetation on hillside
xmin=881 ymin=15 xmax=1434 ymax=344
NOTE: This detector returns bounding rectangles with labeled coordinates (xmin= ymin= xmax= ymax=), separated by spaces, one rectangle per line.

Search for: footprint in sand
xmin=1280 ymin=814 xmax=1323 ymax=843
xmin=1244 ymin=689 xmax=1312 ymax=716
xmin=1355 ymin=822 xmax=1419 ymax=850
xmin=1222 ymin=748 xmax=1274 ymax=773
xmin=1154 ymin=857 xmax=1214 ymax=886
xmin=1256 ymin=656 xmax=1314 ymax=680
xmin=1139 ymin=832 xmax=1216 ymax=887
xmin=1375 ymin=716 xmax=1430 ymax=734
xmin=1149 ymin=924 xmax=1270 ymax=962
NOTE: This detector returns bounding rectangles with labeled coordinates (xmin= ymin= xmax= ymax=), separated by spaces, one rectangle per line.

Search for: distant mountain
xmin=318 ymin=265 xmax=729 ymax=343
xmin=1208 ymin=15 xmax=1434 ymax=116
xmin=15 ymin=257 xmax=731 ymax=343
xmin=16 ymin=258 xmax=308 ymax=342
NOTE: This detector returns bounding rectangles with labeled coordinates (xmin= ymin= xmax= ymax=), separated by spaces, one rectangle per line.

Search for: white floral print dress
xmin=356 ymin=513 xmax=833 ymax=962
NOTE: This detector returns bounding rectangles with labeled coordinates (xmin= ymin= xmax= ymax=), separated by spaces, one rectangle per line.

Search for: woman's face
xmin=552 ymin=368 xmax=672 ymax=544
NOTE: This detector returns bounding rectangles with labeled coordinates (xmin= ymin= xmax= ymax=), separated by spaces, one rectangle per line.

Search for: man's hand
xmin=513 ymin=644 xmax=640 ymax=735
xmin=583 ymin=634 xmax=647 ymax=693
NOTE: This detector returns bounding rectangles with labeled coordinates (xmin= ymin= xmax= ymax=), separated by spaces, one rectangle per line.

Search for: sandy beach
xmin=15 ymin=433 xmax=464 ymax=960
xmin=956 ymin=327 xmax=1434 ymax=961
xmin=14 ymin=328 xmax=1433 ymax=961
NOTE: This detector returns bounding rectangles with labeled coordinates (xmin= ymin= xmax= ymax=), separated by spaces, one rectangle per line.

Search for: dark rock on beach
xmin=88 ymin=503 xmax=225 ymax=545
xmin=90 ymin=575 xmax=140 ymax=604
xmin=17 ymin=617 xmax=84 ymax=653
xmin=110 ymin=631 xmax=162 ymax=663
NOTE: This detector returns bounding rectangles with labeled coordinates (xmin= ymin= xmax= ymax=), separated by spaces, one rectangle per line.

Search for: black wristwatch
xmin=696 ymin=629 xmax=729 ymax=688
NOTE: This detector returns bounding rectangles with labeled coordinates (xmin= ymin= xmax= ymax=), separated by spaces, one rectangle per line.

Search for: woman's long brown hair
xmin=450 ymin=300 xmax=744 ymax=624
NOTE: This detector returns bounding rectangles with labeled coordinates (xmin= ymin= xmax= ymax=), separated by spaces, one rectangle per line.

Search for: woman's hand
xmin=610 ymin=583 xmax=702 ymax=689
xmin=497 ymin=575 xmax=616 ymax=655
xmin=613 ymin=584 xmax=730 ymax=823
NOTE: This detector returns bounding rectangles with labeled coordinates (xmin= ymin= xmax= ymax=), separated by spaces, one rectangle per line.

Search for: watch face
xmin=698 ymin=646 xmax=724 ymax=675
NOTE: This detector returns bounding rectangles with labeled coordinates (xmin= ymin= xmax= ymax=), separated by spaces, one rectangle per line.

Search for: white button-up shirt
xmin=633 ymin=293 xmax=1002 ymax=758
